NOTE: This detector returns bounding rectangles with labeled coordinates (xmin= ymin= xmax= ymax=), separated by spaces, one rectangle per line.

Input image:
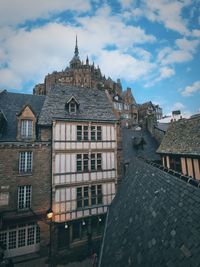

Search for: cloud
xmin=0 ymin=0 xmax=91 ymax=27
xmin=97 ymin=50 xmax=155 ymax=82
xmin=131 ymin=0 xmax=192 ymax=35
xmin=0 ymin=4 xmax=158 ymax=91
xmin=157 ymin=38 xmax=199 ymax=65
xmin=172 ymin=102 xmax=185 ymax=110
xmin=181 ymin=81 xmax=200 ymax=96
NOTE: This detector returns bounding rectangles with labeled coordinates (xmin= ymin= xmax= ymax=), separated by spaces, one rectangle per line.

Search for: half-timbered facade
xmin=38 ymin=84 xmax=119 ymax=248
xmin=157 ymin=115 xmax=200 ymax=180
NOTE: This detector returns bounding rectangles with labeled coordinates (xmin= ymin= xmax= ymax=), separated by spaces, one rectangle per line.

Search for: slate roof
xmin=0 ymin=90 xmax=45 ymax=141
xmin=157 ymin=116 xmax=200 ymax=156
xmin=122 ymin=128 xmax=160 ymax=162
xmin=100 ymin=157 xmax=200 ymax=267
xmin=38 ymin=84 xmax=117 ymax=125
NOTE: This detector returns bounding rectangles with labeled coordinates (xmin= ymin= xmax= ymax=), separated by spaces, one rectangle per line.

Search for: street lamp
xmin=47 ymin=208 xmax=53 ymax=267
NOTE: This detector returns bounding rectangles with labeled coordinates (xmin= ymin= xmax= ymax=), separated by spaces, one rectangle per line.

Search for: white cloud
xmin=118 ymin=0 xmax=134 ymax=9
xmin=181 ymin=81 xmax=200 ymax=96
xmin=157 ymin=38 xmax=199 ymax=65
xmin=131 ymin=0 xmax=192 ymax=35
xmin=97 ymin=50 xmax=155 ymax=82
xmin=0 ymin=0 xmax=91 ymax=27
xmin=172 ymin=102 xmax=185 ymax=110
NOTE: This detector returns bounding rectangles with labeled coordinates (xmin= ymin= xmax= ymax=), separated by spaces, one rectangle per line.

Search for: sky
xmin=0 ymin=0 xmax=199 ymax=116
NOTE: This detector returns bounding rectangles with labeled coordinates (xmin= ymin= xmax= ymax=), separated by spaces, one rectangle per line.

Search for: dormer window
xmin=17 ymin=105 xmax=36 ymax=141
xmin=21 ymin=120 xmax=33 ymax=138
xmin=66 ymin=95 xmax=79 ymax=115
xmin=69 ymin=99 xmax=76 ymax=114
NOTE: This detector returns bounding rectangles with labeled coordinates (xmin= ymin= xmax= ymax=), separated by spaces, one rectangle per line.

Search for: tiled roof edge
xmin=138 ymin=157 xmax=200 ymax=189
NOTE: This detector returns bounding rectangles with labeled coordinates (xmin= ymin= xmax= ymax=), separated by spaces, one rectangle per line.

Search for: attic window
xmin=69 ymin=99 xmax=76 ymax=114
xmin=66 ymin=96 xmax=79 ymax=114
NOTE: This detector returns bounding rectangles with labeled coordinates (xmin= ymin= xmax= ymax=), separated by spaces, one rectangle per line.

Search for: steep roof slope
xmin=38 ymin=84 xmax=117 ymax=125
xmin=100 ymin=157 xmax=200 ymax=267
xmin=0 ymin=90 xmax=45 ymax=141
xmin=122 ymin=128 xmax=160 ymax=162
xmin=157 ymin=116 xmax=200 ymax=156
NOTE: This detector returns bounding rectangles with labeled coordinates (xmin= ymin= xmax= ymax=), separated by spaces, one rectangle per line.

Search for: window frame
xmin=19 ymin=151 xmax=33 ymax=174
xmin=18 ymin=185 xmax=32 ymax=210
xmin=21 ymin=120 xmax=33 ymax=139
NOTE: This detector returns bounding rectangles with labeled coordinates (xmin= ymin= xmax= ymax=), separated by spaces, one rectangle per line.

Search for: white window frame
xmin=19 ymin=152 xmax=33 ymax=174
xmin=18 ymin=185 xmax=32 ymax=210
xmin=21 ymin=120 xmax=33 ymax=138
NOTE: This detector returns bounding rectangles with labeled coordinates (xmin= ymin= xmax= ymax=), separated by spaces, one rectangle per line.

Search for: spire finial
xmin=74 ymin=35 xmax=79 ymax=57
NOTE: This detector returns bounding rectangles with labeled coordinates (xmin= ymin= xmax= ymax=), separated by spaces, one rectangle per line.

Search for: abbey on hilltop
xmin=33 ymin=37 xmax=140 ymax=127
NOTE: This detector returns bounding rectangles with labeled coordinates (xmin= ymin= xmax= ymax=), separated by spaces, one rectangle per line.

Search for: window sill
xmin=17 ymin=173 xmax=33 ymax=177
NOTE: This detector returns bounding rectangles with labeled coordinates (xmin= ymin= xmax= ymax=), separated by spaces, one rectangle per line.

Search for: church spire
xmin=74 ymin=35 xmax=79 ymax=57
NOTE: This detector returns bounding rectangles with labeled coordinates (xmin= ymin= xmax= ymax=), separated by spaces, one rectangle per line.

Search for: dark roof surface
xmin=100 ymin=157 xmax=200 ymax=267
xmin=0 ymin=91 xmax=45 ymax=141
xmin=38 ymin=84 xmax=117 ymax=125
xmin=122 ymin=128 xmax=160 ymax=162
xmin=157 ymin=116 xmax=200 ymax=156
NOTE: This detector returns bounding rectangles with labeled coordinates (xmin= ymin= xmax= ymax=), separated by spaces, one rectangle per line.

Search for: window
xmin=19 ymin=152 xmax=32 ymax=174
xmin=77 ymin=186 xmax=89 ymax=208
xmin=97 ymin=153 xmax=102 ymax=170
xmin=97 ymin=126 xmax=102 ymax=141
xmin=76 ymin=185 xmax=102 ymax=209
xmin=77 ymin=153 xmax=102 ymax=172
xmin=83 ymin=154 xmax=89 ymax=171
xmin=83 ymin=126 xmax=88 ymax=141
xmin=18 ymin=185 xmax=32 ymax=210
xmin=91 ymin=185 xmax=102 ymax=205
xmin=21 ymin=120 xmax=33 ymax=138
xmin=169 ymin=157 xmax=181 ymax=172
xmin=77 ymin=126 xmax=82 ymax=141
xmin=91 ymin=126 xmax=102 ymax=141
xmin=76 ymin=125 xmax=89 ymax=141
xmin=76 ymin=154 xmax=82 ymax=172
xmin=91 ymin=126 xmax=96 ymax=141
xmin=0 ymin=223 xmax=40 ymax=252
xmin=0 ymin=192 xmax=9 ymax=206
xmin=69 ymin=100 xmax=76 ymax=114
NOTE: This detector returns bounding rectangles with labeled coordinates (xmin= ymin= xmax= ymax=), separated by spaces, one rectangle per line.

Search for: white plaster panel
xmin=102 ymin=153 xmax=107 ymax=170
xmin=71 ymin=201 xmax=76 ymax=210
xmin=55 ymin=190 xmax=60 ymax=202
xmin=111 ymin=126 xmax=115 ymax=140
xmin=106 ymin=126 xmax=110 ymax=141
xmin=66 ymin=188 xmax=71 ymax=201
xmin=107 ymin=153 xmax=111 ymax=169
xmin=71 ymin=212 xmax=76 ymax=219
xmin=71 ymin=125 xmax=76 ymax=141
xmin=91 ymin=208 xmax=97 ymax=215
xmin=55 ymin=154 xmax=60 ymax=173
xmin=71 ymin=188 xmax=76 ymax=200
xmin=102 ymin=126 xmax=107 ymax=141
xmin=91 ymin=172 xmax=96 ymax=181
xmin=55 ymin=124 xmax=60 ymax=140
xmin=84 ymin=210 xmax=90 ymax=217
xmin=60 ymin=154 xmax=65 ymax=173
xmin=60 ymin=188 xmax=65 ymax=201
xmin=77 ymin=173 xmax=82 ymax=182
xmin=77 ymin=211 xmax=83 ymax=218
xmin=71 ymin=154 xmax=76 ymax=172
xmin=61 ymin=124 xmax=65 ymax=140
xmin=66 ymin=125 xmax=70 ymax=141
xmin=71 ymin=174 xmax=76 ymax=183
xmin=66 ymin=202 xmax=70 ymax=212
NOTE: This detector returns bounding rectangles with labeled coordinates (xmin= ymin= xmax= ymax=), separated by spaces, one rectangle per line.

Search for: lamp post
xmin=47 ymin=209 xmax=53 ymax=267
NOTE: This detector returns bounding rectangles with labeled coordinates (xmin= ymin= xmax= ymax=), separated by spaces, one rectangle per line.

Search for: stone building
xmin=33 ymin=37 xmax=137 ymax=127
xmin=0 ymin=90 xmax=51 ymax=258
xmin=38 ymin=84 xmax=120 ymax=250
xmin=157 ymin=115 xmax=200 ymax=180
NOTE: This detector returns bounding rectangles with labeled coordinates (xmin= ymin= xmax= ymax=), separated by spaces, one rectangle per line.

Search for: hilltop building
xmin=33 ymin=37 xmax=138 ymax=128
